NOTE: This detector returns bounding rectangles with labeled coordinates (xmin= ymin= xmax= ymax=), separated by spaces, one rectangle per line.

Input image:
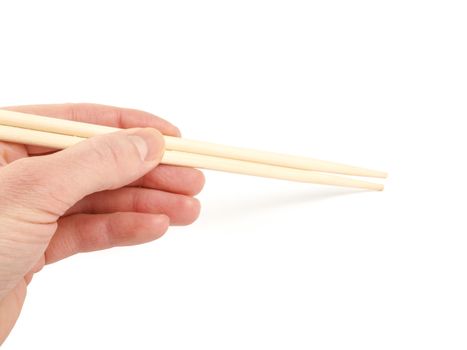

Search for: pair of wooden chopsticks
xmin=0 ymin=109 xmax=386 ymax=190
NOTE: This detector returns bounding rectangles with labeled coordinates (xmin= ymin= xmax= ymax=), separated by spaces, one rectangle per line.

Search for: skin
xmin=0 ymin=104 xmax=205 ymax=344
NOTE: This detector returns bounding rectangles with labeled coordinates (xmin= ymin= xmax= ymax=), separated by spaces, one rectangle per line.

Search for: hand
xmin=0 ymin=104 xmax=205 ymax=344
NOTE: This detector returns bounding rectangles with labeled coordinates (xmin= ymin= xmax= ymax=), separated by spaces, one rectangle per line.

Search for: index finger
xmin=2 ymin=103 xmax=181 ymax=137
xmin=2 ymin=103 xmax=181 ymax=155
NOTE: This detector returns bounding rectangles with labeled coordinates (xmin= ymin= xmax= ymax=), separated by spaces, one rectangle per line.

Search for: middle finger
xmin=65 ymin=187 xmax=201 ymax=226
xmin=129 ymin=165 xmax=205 ymax=196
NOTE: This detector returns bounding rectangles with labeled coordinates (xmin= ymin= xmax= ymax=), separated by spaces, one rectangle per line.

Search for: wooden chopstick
xmin=0 ymin=124 xmax=384 ymax=191
xmin=0 ymin=109 xmax=387 ymax=178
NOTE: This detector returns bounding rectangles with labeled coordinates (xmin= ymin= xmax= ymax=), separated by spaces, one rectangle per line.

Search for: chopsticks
xmin=0 ymin=109 xmax=386 ymax=191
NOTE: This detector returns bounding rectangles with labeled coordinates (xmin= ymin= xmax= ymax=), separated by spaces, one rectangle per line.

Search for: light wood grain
xmin=0 ymin=124 xmax=384 ymax=191
xmin=0 ymin=109 xmax=387 ymax=178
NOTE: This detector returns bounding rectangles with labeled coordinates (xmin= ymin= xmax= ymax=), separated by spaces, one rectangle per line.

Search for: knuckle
xmin=132 ymin=190 xmax=151 ymax=213
xmin=0 ymin=157 xmax=70 ymax=217
xmin=2 ymin=157 xmax=46 ymax=191
xmin=84 ymin=136 xmax=126 ymax=182
xmin=0 ymin=158 xmax=48 ymax=213
xmin=84 ymin=134 xmax=144 ymax=189
xmin=89 ymin=136 xmax=120 ymax=165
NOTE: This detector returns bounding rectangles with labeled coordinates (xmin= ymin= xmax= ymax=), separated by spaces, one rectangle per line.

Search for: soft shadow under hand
xmin=203 ymin=187 xmax=371 ymax=224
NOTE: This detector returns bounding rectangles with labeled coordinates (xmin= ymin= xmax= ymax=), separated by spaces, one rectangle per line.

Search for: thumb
xmin=0 ymin=128 xmax=165 ymax=217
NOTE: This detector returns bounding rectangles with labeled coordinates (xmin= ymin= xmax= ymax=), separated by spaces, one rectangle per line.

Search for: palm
xmin=0 ymin=104 xmax=204 ymax=343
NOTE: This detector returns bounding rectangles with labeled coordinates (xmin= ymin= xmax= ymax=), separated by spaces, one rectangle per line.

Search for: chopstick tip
xmin=371 ymin=170 xmax=388 ymax=179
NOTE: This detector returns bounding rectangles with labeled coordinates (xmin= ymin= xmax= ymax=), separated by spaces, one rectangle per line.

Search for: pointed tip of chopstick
xmin=377 ymin=170 xmax=389 ymax=179
xmin=371 ymin=170 xmax=388 ymax=179
xmin=0 ymin=109 xmax=388 ymax=190
xmin=369 ymin=181 xmax=384 ymax=191
xmin=343 ymin=167 xmax=388 ymax=179
xmin=362 ymin=182 xmax=384 ymax=191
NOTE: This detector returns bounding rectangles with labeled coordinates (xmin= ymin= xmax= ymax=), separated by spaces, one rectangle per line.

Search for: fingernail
xmin=173 ymin=126 xmax=182 ymax=137
xmin=128 ymin=129 xmax=165 ymax=162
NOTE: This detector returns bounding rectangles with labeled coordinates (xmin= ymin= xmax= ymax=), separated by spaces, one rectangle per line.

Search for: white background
xmin=1 ymin=1 xmax=466 ymax=349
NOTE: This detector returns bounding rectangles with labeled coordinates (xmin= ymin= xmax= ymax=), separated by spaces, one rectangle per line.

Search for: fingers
xmin=66 ymin=187 xmax=201 ymax=226
xmin=0 ymin=129 xmax=165 ymax=219
xmin=130 ymin=165 xmax=205 ymax=196
xmin=3 ymin=103 xmax=181 ymax=137
xmin=44 ymin=213 xmax=170 ymax=264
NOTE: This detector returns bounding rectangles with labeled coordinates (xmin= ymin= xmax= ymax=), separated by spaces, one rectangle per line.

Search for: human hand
xmin=0 ymin=104 xmax=205 ymax=344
